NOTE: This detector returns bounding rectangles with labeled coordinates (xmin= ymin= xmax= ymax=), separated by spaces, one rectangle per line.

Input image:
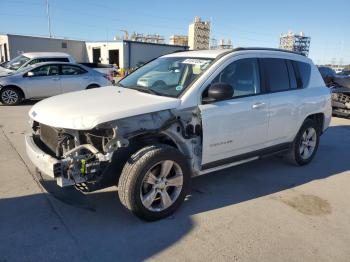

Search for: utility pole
xmin=46 ymin=0 xmax=52 ymax=37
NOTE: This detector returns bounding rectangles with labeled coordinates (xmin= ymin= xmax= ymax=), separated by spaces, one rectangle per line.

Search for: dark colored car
xmin=337 ymin=70 xmax=350 ymax=77
xmin=318 ymin=66 xmax=350 ymax=117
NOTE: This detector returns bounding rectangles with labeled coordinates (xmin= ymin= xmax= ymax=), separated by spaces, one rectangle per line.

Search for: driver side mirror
xmin=25 ymin=71 xmax=34 ymax=77
xmin=203 ymin=82 xmax=234 ymax=103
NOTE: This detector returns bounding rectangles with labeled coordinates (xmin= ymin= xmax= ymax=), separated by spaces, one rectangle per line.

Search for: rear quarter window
xmin=293 ymin=61 xmax=311 ymax=88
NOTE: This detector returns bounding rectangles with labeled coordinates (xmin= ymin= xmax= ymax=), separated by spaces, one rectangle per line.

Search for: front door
xmin=23 ymin=64 xmax=61 ymax=98
xmin=199 ymin=58 xmax=269 ymax=167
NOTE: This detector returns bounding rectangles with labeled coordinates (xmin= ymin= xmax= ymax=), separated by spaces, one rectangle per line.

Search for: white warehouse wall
xmin=4 ymin=34 xmax=88 ymax=62
xmin=86 ymin=42 xmax=124 ymax=67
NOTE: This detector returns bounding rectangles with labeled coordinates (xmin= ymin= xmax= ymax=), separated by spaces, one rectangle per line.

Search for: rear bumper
xmin=25 ymin=134 xmax=59 ymax=179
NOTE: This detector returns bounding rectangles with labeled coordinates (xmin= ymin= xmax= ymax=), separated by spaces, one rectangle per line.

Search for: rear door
xmin=22 ymin=64 xmax=62 ymax=98
xmin=261 ymin=58 xmax=301 ymax=145
xmin=59 ymin=64 xmax=90 ymax=93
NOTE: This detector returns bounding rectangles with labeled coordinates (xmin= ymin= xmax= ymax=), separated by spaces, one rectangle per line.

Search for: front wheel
xmin=118 ymin=145 xmax=190 ymax=221
xmin=0 ymin=87 xmax=23 ymax=105
xmin=286 ymin=119 xmax=320 ymax=166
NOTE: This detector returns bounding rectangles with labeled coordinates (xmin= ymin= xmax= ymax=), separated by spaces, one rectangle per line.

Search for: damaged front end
xmin=27 ymin=109 xmax=202 ymax=188
xmin=30 ymin=122 xmax=114 ymax=187
xmin=331 ymin=87 xmax=350 ymax=118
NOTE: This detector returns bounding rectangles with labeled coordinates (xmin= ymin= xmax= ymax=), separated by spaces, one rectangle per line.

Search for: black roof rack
xmin=230 ymin=47 xmax=306 ymax=56
xmin=171 ymin=47 xmax=306 ymax=57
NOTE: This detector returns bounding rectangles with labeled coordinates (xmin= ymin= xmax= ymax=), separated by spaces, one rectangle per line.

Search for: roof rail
xmin=232 ymin=47 xmax=306 ymax=56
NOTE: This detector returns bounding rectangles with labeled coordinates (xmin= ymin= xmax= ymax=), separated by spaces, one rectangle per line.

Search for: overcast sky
xmin=1 ymin=0 xmax=349 ymax=64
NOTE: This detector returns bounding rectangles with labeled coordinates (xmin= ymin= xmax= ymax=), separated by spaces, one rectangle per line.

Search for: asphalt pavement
xmin=1 ymin=101 xmax=350 ymax=262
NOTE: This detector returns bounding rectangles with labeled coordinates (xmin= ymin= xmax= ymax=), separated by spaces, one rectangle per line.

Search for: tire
xmin=86 ymin=84 xmax=100 ymax=89
xmin=118 ymin=144 xmax=190 ymax=221
xmin=0 ymin=87 xmax=23 ymax=105
xmin=286 ymin=119 xmax=320 ymax=166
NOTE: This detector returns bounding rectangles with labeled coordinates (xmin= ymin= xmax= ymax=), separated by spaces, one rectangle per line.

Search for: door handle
xmin=52 ymin=77 xmax=60 ymax=81
xmin=252 ymin=102 xmax=266 ymax=109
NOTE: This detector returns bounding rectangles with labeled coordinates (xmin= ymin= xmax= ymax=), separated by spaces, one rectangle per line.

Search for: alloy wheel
xmin=140 ymin=160 xmax=183 ymax=212
xmin=1 ymin=89 xmax=19 ymax=104
xmin=299 ymin=127 xmax=317 ymax=160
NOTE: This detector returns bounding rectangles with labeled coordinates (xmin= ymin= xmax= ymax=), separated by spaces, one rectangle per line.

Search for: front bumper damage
xmin=25 ymin=134 xmax=109 ymax=187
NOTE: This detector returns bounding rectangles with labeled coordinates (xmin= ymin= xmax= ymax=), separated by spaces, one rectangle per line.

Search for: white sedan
xmin=0 ymin=62 xmax=112 ymax=105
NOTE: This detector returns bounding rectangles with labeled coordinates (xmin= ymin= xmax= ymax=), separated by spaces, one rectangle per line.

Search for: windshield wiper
xmin=128 ymin=86 xmax=164 ymax=96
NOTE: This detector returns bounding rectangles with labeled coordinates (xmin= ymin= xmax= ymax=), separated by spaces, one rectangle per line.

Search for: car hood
xmin=29 ymin=86 xmax=181 ymax=130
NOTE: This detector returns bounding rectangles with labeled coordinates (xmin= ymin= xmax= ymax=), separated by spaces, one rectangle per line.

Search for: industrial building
xmin=86 ymin=40 xmax=187 ymax=69
xmin=0 ymin=33 xmax=187 ymax=71
xmin=188 ymin=17 xmax=211 ymax=50
xmin=211 ymin=39 xmax=233 ymax=50
xmin=128 ymin=33 xmax=165 ymax=44
xmin=0 ymin=33 xmax=88 ymax=62
xmin=279 ymin=31 xmax=311 ymax=56
xmin=169 ymin=35 xmax=188 ymax=46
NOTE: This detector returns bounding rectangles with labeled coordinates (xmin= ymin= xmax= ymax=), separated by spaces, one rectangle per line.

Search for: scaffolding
xmin=130 ymin=32 xmax=165 ymax=44
xmin=279 ymin=31 xmax=311 ymax=56
xmin=210 ymin=39 xmax=233 ymax=50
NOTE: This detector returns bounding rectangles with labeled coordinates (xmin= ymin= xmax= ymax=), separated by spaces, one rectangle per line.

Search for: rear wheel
xmin=118 ymin=145 xmax=190 ymax=221
xmin=286 ymin=119 xmax=320 ymax=166
xmin=0 ymin=87 xmax=23 ymax=105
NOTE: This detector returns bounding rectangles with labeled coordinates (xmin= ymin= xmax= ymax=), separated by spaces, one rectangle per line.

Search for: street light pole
xmin=46 ymin=0 xmax=52 ymax=37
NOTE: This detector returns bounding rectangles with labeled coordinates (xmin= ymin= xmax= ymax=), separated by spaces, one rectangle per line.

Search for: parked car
xmin=337 ymin=70 xmax=350 ymax=77
xmin=80 ymin=63 xmax=118 ymax=76
xmin=318 ymin=66 xmax=350 ymax=117
xmin=0 ymin=62 xmax=111 ymax=105
xmin=26 ymin=48 xmax=331 ymax=221
xmin=0 ymin=52 xmax=75 ymax=76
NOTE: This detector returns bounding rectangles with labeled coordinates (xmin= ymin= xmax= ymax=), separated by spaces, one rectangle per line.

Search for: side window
xmin=31 ymin=65 xmax=59 ymax=76
xmin=28 ymin=59 xmax=41 ymax=65
xmin=210 ymin=58 xmax=261 ymax=98
xmin=51 ymin=57 xmax=69 ymax=62
xmin=28 ymin=57 xmax=69 ymax=65
xmin=61 ymin=65 xmax=87 ymax=75
xmin=263 ymin=58 xmax=290 ymax=92
xmin=294 ymin=61 xmax=311 ymax=88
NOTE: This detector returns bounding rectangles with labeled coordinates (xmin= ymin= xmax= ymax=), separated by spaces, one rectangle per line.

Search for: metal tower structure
xmin=279 ymin=31 xmax=311 ymax=56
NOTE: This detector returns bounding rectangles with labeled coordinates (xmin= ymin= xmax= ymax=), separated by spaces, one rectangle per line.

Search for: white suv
xmin=25 ymin=48 xmax=332 ymax=221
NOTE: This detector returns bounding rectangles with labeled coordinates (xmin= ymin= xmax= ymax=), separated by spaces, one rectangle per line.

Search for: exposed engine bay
xmin=31 ymin=109 xmax=202 ymax=188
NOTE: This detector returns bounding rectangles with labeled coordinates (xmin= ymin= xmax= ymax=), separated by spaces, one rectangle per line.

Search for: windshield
xmin=2 ymin=55 xmax=30 ymax=71
xmin=119 ymin=57 xmax=214 ymax=97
